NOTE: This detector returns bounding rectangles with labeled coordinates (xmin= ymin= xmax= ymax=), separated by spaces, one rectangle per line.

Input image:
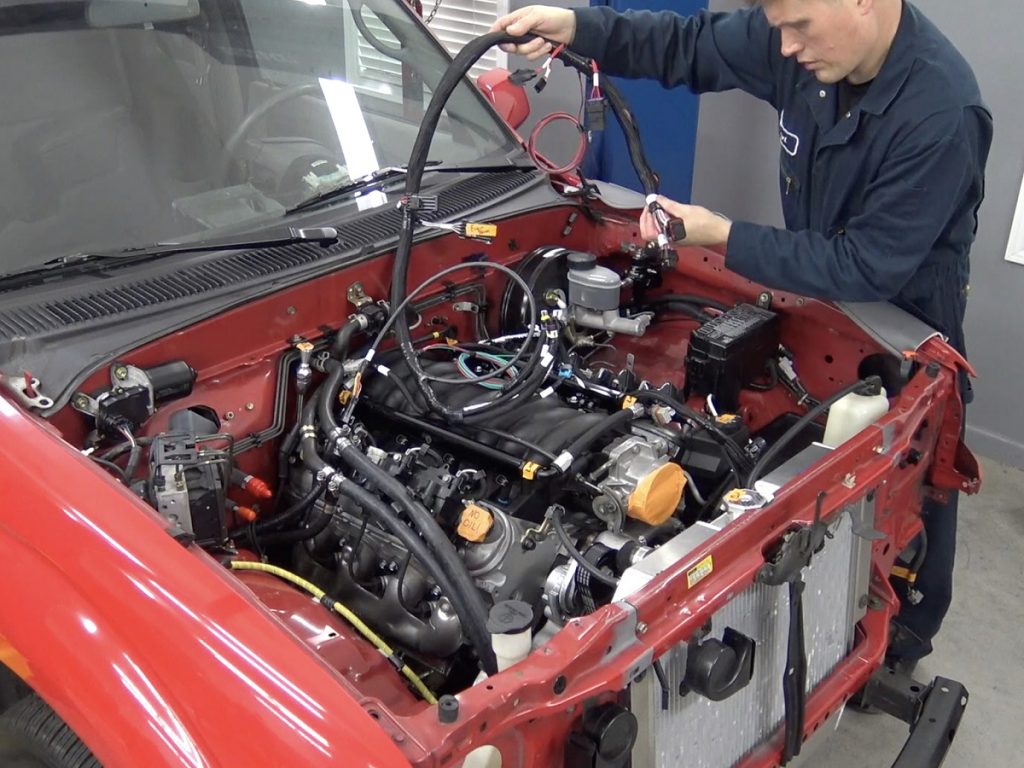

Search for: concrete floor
xmin=792 ymin=456 xmax=1024 ymax=766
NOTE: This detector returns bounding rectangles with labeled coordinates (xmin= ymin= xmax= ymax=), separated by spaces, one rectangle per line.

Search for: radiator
xmin=630 ymin=501 xmax=873 ymax=768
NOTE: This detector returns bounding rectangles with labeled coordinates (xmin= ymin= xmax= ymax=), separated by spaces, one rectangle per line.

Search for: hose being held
xmin=375 ymin=30 xmax=668 ymax=427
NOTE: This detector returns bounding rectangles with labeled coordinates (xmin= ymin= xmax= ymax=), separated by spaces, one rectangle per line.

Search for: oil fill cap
xmin=457 ymin=503 xmax=494 ymax=543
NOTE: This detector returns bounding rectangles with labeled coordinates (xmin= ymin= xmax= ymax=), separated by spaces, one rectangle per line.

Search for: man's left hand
xmin=639 ymin=195 xmax=732 ymax=247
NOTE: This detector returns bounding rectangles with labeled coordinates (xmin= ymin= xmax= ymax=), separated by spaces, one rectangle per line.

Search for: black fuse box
xmin=685 ymin=303 xmax=780 ymax=410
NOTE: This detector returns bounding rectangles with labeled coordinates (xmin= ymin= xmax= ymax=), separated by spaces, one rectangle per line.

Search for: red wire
xmin=527 ymin=112 xmax=588 ymax=176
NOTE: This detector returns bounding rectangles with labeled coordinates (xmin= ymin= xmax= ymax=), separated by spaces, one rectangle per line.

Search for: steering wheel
xmin=220 ymin=82 xmax=327 ymax=184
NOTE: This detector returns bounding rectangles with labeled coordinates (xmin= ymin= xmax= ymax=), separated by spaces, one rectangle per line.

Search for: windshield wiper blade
xmin=0 ymin=227 xmax=340 ymax=290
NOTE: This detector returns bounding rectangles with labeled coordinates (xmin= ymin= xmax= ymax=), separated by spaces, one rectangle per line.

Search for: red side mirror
xmin=476 ymin=68 xmax=530 ymax=130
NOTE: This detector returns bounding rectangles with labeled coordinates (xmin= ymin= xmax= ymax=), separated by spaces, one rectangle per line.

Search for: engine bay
xmin=47 ymin=207 xmax=915 ymax=706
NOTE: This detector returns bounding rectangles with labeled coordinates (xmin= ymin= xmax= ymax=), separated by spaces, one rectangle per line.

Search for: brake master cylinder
xmin=567 ymin=251 xmax=651 ymax=336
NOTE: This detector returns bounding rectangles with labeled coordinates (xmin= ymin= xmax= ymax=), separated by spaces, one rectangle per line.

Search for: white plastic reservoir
xmin=822 ymin=384 xmax=890 ymax=448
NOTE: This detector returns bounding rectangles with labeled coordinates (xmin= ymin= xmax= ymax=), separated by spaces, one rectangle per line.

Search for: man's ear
xmin=855 ymin=0 xmax=875 ymax=17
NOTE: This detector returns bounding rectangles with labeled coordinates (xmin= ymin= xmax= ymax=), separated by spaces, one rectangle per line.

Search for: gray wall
xmin=692 ymin=0 xmax=1024 ymax=467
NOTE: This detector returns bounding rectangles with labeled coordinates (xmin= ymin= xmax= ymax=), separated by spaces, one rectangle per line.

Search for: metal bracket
xmin=71 ymin=392 xmax=99 ymax=417
xmin=602 ymin=602 xmax=653 ymax=687
xmin=859 ymin=668 xmax=969 ymax=768
xmin=1 ymin=373 xmax=54 ymax=410
xmin=110 ymin=363 xmax=156 ymax=415
xmin=347 ymin=282 xmax=372 ymax=308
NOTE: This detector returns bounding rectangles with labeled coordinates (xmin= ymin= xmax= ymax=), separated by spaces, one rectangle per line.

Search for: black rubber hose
xmin=98 ymin=436 xmax=154 ymax=461
xmin=293 ymin=403 xmax=498 ymax=673
xmin=124 ymin=443 xmax=142 ymax=482
xmin=560 ymin=408 xmax=635 ymax=466
xmin=334 ymin=477 xmax=497 ymax=674
xmin=317 ymin=360 xmax=346 ymax=440
xmin=330 ymin=318 xmax=362 ymax=360
xmin=551 ymin=506 xmax=619 ymax=587
xmin=645 ymin=294 xmax=731 ymax=313
xmin=297 ymin=397 xmax=332 ymax=477
xmin=745 ymin=376 xmax=882 ymax=486
xmin=336 ymin=443 xmax=497 ymax=674
xmin=89 ymin=456 xmax=129 ymax=484
xmin=278 ymin=391 xmax=317 ymax=499
xmin=257 ymin=496 xmax=335 ymax=547
xmin=388 ymin=32 xmax=551 ymax=424
xmin=278 ymin=419 xmax=303 ymax=485
xmin=392 ymin=31 xmax=531 ymax=340
xmin=372 ymin=364 xmax=425 ymax=415
xmin=360 ymin=401 xmax=526 ymax=470
xmin=909 ymin=528 xmax=929 ymax=576
xmin=648 ymin=300 xmax=713 ymax=324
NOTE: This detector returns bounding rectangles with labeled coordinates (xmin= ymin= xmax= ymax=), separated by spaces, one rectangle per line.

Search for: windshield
xmin=0 ymin=0 xmax=519 ymax=275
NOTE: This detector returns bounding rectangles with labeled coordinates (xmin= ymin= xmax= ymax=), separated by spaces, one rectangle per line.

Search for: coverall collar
xmin=797 ymin=0 xmax=918 ymax=128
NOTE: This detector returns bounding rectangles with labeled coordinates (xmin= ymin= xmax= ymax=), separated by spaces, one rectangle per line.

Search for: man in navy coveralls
xmin=495 ymin=0 xmax=992 ymax=671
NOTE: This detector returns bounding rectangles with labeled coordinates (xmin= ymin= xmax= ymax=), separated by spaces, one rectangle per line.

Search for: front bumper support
xmin=860 ymin=667 xmax=968 ymax=768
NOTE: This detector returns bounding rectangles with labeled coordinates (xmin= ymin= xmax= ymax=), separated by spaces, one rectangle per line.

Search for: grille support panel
xmin=631 ymin=500 xmax=874 ymax=768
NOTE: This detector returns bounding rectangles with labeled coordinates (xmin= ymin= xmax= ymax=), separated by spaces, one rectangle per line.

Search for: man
xmin=493 ymin=0 xmax=992 ymax=671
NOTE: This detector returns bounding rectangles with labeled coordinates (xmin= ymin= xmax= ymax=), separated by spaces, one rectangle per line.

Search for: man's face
xmin=762 ymin=0 xmax=873 ymax=83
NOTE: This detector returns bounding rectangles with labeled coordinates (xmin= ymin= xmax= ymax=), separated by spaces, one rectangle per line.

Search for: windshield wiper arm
xmin=92 ymin=226 xmax=341 ymax=260
xmin=0 ymin=227 xmax=340 ymax=290
xmin=286 ymin=160 xmax=536 ymax=215
xmin=285 ymin=162 xmax=441 ymax=215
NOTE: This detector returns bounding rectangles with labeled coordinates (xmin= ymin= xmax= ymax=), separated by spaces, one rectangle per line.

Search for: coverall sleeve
xmin=725 ymin=112 xmax=977 ymax=301
xmin=571 ymin=6 xmax=780 ymax=106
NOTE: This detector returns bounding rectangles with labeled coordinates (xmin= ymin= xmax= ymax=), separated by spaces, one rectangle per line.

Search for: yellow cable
xmin=229 ymin=561 xmax=438 ymax=704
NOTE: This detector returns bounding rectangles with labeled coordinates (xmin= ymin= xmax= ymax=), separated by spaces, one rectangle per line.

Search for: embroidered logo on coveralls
xmin=779 ymin=110 xmax=800 ymax=157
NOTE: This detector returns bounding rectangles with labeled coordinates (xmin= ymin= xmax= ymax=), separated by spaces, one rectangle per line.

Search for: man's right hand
xmin=490 ymin=6 xmax=576 ymax=60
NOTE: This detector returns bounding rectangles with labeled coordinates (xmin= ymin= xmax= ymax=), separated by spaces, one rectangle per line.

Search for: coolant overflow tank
xmin=567 ymin=251 xmax=622 ymax=311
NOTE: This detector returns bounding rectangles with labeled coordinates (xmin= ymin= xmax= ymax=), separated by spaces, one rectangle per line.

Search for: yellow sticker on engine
xmin=687 ymin=555 xmax=714 ymax=589
xmin=465 ymin=222 xmax=498 ymax=238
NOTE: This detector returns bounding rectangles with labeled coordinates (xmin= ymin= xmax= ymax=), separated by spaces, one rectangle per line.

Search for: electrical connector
xmin=585 ymin=98 xmax=605 ymax=131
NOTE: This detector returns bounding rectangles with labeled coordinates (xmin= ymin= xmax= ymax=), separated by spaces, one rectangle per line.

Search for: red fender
xmin=0 ymin=396 xmax=409 ymax=768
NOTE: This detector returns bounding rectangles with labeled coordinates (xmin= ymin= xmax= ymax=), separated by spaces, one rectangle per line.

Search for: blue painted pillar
xmin=584 ymin=0 xmax=705 ymax=203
